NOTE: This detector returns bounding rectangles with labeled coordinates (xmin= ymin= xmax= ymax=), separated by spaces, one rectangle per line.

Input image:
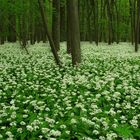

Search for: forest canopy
xmin=0 ymin=0 xmax=139 ymax=46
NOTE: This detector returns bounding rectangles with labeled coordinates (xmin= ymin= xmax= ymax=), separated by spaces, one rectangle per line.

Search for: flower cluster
xmin=0 ymin=42 xmax=140 ymax=139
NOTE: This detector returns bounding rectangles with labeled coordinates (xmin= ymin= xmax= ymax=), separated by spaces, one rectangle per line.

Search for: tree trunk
xmin=67 ymin=0 xmax=81 ymax=65
xmin=135 ymin=0 xmax=140 ymax=52
xmin=38 ymin=0 xmax=61 ymax=65
xmin=52 ymin=0 xmax=60 ymax=51
xmin=67 ymin=0 xmax=72 ymax=54
xmin=60 ymin=2 xmax=66 ymax=41
xmin=129 ymin=0 xmax=134 ymax=45
xmin=106 ymin=0 xmax=113 ymax=45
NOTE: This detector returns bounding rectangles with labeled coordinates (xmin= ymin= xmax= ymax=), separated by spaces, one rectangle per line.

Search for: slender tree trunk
xmin=0 ymin=22 xmax=5 ymax=44
xmin=7 ymin=0 xmax=16 ymax=42
xmin=94 ymin=0 xmax=99 ymax=45
xmin=80 ymin=0 xmax=86 ymax=41
xmin=87 ymin=0 xmax=93 ymax=43
xmin=106 ymin=0 xmax=113 ymax=45
xmin=67 ymin=0 xmax=81 ymax=65
xmin=135 ymin=0 xmax=140 ymax=52
xmin=52 ymin=0 xmax=60 ymax=51
xmin=67 ymin=0 xmax=72 ymax=54
xmin=99 ymin=0 xmax=103 ymax=42
xmin=103 ymin=0 xmax=107 ymax=42
xmin=114 ymin=0 xmax=119 ymax=44
xmin=60 ymin=3 xmax=66 ymax=41
xmin=29 ymin=0 xmax=35 ymax=45
xmin=38 ymin=0 xmax=61 ymax=65
xmin=129 ymin=0 xmax=134 ymax=45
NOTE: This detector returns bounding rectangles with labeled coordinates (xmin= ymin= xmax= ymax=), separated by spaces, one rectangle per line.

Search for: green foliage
xmin=0 ymin=43 xmax=140 ymax=139
xmin=0 ymin=0 xmax=137 ymax=43
xmin=113 ymin=124 xmax=133 ymax=138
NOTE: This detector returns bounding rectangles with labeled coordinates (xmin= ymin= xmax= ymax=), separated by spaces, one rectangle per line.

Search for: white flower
xmin=45 ymin=117 xmax=55 ymax=124
xmin=112 ymin=124 xmax=117 ymax=128
xmin=39 ymin=135 xmax=43 ymax=139
xmin=49 ymin=130 xmax=61 ymax=137
xmin=113 ymin=92 xmax=121 ymax=97
xmin=10 ymin=100 xmax=15 ymax=104
xmin=23 ymin=114 xmax=28 ymax=118
xmin=1 ymin=126 xmax=6 ymax=129
xmin=106 ymin=132 xmax=118 ymax=140
xmin=48 ymin=138 xmax=57 ymax=140
xmin=83 ymin=137 xmax=93 ymax=140
xmin=7 ymin=138 xmax=14 ymax=140
xmin=130 ymin=119 xmax=138 ymax=128
xmin=109 ymin=108 xmax=116 ymax=116
xmin=125 ymin=103 xmax=131 ymax=109
xmin=20 ymin=121 xmax=26 ymax=125
xmin=65 ymin=131 xmax=70 ymax=135
xmin=91 ymin=104 xmax=98 ymax=109
xmin=17 ymin=128 xmax=22 ymax=133
xmin=120 ymin=116 xmax=127 ymax=121
xmin=5 ymin=131 xmax=13 ymax=138
xmin=92 ymin=130 xmax=99 ymax=135
xmin=26 ymin=125 xmax=33 ymax=132
xmin=115 ymin=103 xmax=120 ymax=108
xmin=42 ymin=128 xmax=50 ymax=134
xmin=10 ymin=121 xmax=16 ymax=126
xmin=71 ymin=118 xmax=77 ymax=124
xmin=99 ymin=136 xmax=105 ymax=140
xmin=60 ymin=125 xmax=66 ymax=129
xmin=45 ymin=107 xmax=50 ymax=111
xmin=11 ymin=112 xmax=16 ymax=119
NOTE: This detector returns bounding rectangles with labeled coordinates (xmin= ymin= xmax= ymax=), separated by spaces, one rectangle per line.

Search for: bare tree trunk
xmin=106 ymin=0 xmax=113 ymax=45
xmin=67 ymin=0 xmax=81 ymax=65
xmin=67 ymin=0 xmax=72 ymax=54
xmin=60 ymin=2 xmax=66 ymax=41
xmin=38 ymin=0 xmax=61 ymax=65
xmin=114 ymin=0 xmax=119 ymax=44
xmin=135 ymin=0 xmax=140 ymax=52
xmin=52 ymin=0 xmax=60 ymax=51
xmin=129 ymin=0 xmax=134 ymax=44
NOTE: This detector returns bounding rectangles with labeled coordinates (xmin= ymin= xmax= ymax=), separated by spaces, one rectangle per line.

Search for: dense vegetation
xmin=0 ymin=0 xmax=139 ymax=43
xmin=0 ymin=0 xmax=140 ymax=140
xmin=0 ymin=43 xmax=140 ymax=140
xmin=0 ymin=0 xmax=140 ymax=53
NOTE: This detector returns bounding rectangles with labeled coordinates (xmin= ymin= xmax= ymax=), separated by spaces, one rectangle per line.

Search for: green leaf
xmin=114 ymin=124 xmax=133 ymax=138
xmin=134 ymin=128 xmax=140 ymax=138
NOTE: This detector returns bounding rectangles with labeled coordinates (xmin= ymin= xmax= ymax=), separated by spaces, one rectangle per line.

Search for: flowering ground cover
xmin=0 ymin=42 xmax=140 ymax=140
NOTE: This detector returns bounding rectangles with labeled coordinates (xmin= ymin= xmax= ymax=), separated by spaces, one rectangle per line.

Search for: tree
xmin=135 ymin=0 xmax=140 ymax=52
xmin=60 ymin=0 xmax=66 ymax=41
xmin=52 ymin=0 xmax=60 ymax=51
xmin=38 ymin=0 xmax=61 ymax=65
xmin=67 ymin=0 xmax=81 ymax=65
xmin=66 ymin=0 xmax=72 ymax=54
xmin=0 ymin=0 xmax=139 ymax=53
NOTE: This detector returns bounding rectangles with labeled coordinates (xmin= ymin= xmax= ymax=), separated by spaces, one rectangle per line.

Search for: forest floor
xmin=0 ymin=42 xmax=140 ymax=140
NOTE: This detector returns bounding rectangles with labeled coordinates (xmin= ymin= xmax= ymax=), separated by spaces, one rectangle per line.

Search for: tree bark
xmin=60 ymin=2 xmax=66 ymax=41
xmin=38 ymin=0 xmax=61 ymax=65
xmin=52 ymin=0 xmax=60 ymax=51
xmin=135 ymin=0 xmax=140 ymax=52
xmin=67 ymin=0 xmax=81 ymax=65
xmin=67 ymin=0 xmax=72 ymax=54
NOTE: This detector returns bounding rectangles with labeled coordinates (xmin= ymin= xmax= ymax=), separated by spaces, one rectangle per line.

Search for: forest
xmin=0 ymin=0 xmax=140 ymax=140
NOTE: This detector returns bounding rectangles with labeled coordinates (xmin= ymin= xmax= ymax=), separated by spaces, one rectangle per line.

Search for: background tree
xmin=135 ymin=0 xmax=140 ymax=52
xmin=52 ymin=0 xmax=60 ymax=51
xmin=0 ymin=0 xmax=140 ymax=53
xmin=38 ymin=0 xmax=61 ymax=65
